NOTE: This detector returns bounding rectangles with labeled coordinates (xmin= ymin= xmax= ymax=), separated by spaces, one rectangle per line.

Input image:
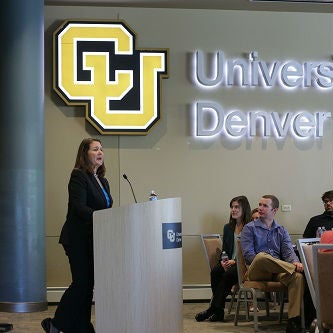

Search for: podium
xmin=93 ymin=198 xmax=182 ymax=333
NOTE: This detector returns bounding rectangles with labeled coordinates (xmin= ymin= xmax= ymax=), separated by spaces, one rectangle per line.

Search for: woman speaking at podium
xmin=42 ymin=138 xmax=113 ymax=333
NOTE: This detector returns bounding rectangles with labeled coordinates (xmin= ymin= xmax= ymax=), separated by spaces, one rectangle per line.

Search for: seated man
xmin=303 ymin=190 xmax=333 ymax=238
xmin=302 ymin=190 xmax=333 ymax=329
xmin=241 ymin=195 xmax=304 ymax=333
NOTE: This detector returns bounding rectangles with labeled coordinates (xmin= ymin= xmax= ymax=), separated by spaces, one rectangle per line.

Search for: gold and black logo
xmin=53 ymin=20 xmax=168 ymax=135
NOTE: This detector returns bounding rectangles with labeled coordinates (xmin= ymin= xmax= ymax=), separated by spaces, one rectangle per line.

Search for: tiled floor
xmin=1 ymin=301 xmax=288 ymax=333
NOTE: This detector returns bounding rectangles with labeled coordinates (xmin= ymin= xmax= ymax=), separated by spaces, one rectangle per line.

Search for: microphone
xmin=122 ymin=174 xmax=137 ymax=203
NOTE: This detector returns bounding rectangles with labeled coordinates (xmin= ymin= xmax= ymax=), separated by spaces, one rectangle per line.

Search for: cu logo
xmin=167 ymin=230 xmax=175 ymax=242
xmin=53 ymin=20 xmax=169 ymax=135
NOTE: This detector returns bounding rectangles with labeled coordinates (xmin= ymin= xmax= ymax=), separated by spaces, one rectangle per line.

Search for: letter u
xmin=195 ymin=50 xmax=224 ymax=87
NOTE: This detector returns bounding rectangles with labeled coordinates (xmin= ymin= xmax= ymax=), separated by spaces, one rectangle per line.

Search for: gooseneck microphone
xmin=122 ymin=174 xmax=138 ymax=203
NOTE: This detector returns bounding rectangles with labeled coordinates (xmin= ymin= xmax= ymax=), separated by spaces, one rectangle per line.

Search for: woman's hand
xmin=221 ymin=259 xmax=235 ymax=270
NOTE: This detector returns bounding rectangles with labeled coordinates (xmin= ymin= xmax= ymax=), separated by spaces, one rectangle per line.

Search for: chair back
xmin=312 ymin=244 xmax=333 ymax=330
xmin=200 ymin=234 xmax=222 ymax=271
xmin=235 ymin=237 xmax=247 ymax=286
xmin=296 ymin=238 xmax=319 ymax=306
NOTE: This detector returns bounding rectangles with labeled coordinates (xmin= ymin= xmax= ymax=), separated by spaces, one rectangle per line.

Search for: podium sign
xmin=162 ymin=222 xmax=182 ymax=249
xmin=93 ymin=198 xmax=182 ymax=333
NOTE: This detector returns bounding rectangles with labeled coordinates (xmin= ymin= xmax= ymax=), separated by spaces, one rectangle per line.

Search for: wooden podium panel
xmin=93 ymin=198 xmax=182 ymax=333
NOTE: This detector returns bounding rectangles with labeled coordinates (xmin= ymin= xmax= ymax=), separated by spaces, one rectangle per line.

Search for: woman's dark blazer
xmin=221 ymin=223 xmax=235 ymax=260
xmin=59 ymin=168 xmax=113 ymax=247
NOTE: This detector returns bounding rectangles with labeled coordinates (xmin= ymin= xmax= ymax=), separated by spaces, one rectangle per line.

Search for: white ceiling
xmin=44 ymin=0 xmax=333 ymax=13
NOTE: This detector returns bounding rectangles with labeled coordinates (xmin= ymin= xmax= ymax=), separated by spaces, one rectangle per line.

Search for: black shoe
xmin=90 ymin=322 xmax=96 ymax=333
xmin=208 ymin=312 xmax=224 ymax=322
xmin=41 ymin=318 xmax=60 ymax=333
xmin=286 ymin=316 xmax=302 ymax=333
xmin=305 ymin=316 xmax=316 ymax=331
xmin=0 ymin=323 xmax=13 ymax=332
xmin=50 ymin=322 xmax=60 ymax=333
xmin=195 ymin=308 xmax=213 ymax=322
xmin=41 ymin=318 xmax=51 ymax=333
xmin=309 ymin=319 xmax=317 ymax=333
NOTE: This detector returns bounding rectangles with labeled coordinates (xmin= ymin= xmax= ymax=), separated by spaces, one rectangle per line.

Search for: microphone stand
xmin=122 ymin=174 xmax=137 ymax=203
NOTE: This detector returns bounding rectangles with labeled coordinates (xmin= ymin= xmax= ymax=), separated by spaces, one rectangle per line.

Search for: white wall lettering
xmin=194 ymin=102 xmax=331 ymax=139
xmin=191 ymin=50 xmax=333 ymax=139
xmin=194 ymin=50 xmax=333 ymax=89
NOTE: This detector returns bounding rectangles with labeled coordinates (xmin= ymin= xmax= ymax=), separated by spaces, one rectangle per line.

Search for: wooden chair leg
xmin=227 ymin=287 xmax=237 ymax=314
xmin=278 ymin=292 xmax=285 ymax=323
xmin=271 ymin=291 xmax=277 ymax=310
xmin=234 ymin=289 xmax=244 ymax=326
xmin=252 ymin=292 xmax=259 ymax=331
xmin=243 ymin=290 xmax=248 ymax=323
xmin=264 ymin=292 xmax=270 ymax=317
xmin=234 ymin=288 xmax=259 ymax=330
xmin=301 ymin=298 xmax=305 ymax=329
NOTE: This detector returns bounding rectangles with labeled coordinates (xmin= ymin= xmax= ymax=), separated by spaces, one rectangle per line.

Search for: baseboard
xmin=182 ymin=284 xmax=212 ymax=301
xmin=46 ymin=287 xmax=68 ymax=303
xmin=47 ymin=285 xmax=212 ymax=303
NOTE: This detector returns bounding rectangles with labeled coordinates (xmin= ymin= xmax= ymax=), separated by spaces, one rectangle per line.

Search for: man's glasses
xmin=323 ymin=199 xmax=333 ymax=205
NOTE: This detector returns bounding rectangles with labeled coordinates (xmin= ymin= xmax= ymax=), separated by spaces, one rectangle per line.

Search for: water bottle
xmin=221 ymin=251 xmax=229 ymax=271
xmin=316 ymin=226 xmax=324 ymax=238
xmin=149 ymin=190 xmax=158 ymax=201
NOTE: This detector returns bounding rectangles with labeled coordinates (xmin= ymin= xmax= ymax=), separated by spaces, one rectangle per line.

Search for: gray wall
xmin=44 ymin=6 xmax=333 ymax=287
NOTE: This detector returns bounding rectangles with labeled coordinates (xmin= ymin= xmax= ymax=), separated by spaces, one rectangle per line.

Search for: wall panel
xmin=44 ymin=6 xmax=333 ymax=290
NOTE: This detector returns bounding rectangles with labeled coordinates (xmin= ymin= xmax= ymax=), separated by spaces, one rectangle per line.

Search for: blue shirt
xmin=101 ymin=186 xmax=111 ymax=208
xmin=240 ymin=218 xmax=299 ymax=265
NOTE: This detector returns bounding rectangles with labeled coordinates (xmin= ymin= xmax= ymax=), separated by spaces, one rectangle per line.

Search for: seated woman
xmin=195 ymin=196 xmax=252 ymax=322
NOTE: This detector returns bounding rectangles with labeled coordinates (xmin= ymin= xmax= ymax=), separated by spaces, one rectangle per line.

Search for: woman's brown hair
xmin=74 ymin=138 xmax=106 ymax=177
xmin=228 ymin=195 xmax=252 ymax=229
